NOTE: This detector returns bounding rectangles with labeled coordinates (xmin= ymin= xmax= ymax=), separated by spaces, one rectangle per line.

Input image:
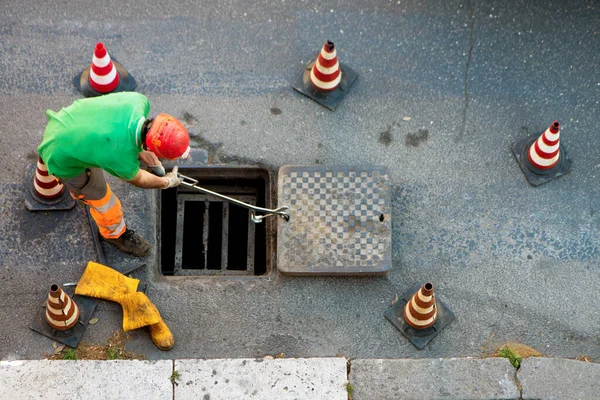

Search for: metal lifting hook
xmin=177 ymin=173 xmax=291 ymax=223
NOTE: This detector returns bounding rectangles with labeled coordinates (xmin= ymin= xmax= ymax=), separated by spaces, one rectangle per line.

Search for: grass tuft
xmin=498 ymin=346 xmax=522 ymax=369
xmin=106 ymin=345 xmax=121 ymax=360
xmin=346 ymin=382 xmax=355 ymax=398
xmin=61 ymin=348 xmax=77 ymax=360
xmin=170 ymin=370 xmax=182 ymax=384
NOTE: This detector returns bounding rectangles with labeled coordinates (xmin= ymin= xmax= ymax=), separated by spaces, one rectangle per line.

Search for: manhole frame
xmin=157 ymin=165 xmax=277 ymax=280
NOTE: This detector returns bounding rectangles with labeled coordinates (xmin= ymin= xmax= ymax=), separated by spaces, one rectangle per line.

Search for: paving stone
xmin=519 ymin=358 xmax=600 ymax=400
xmin=349 ymin=358 xmax=520 ymax=400
xmin=174 ymin=357 xmax=348 ymax=400
xmin=0 ymin=360 xmax=173 ymax=400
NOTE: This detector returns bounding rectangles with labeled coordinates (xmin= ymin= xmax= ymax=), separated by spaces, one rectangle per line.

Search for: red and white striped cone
xmin=309 ymin=40 xmax=342 ymax=92
xmin=88 ymin=42 xmax=120 ymax=93
xmin=45 ymin=284 xmax=80 ymax=331
xmin=527 ymin=121 xmax=561 ymax=170
xmin=404 ymin=282 xmax=438 ymax=329
xmin=33 ymin=156 xmax=65 ymax=200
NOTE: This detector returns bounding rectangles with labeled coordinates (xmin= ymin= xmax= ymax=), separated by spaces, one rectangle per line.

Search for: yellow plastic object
xmin=120 ymin=292 xmax=161 ymax=331
xmin=148 ymin=319 xmax=175 ymax=351
xmin=75 ymin=261 xmax=139 ymax=302
xmin=74 ymin=261 xmax=174 ymax=350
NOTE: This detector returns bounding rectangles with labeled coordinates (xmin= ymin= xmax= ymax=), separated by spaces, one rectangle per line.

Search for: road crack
xmin=458 ymin=0 xmax=476 ymax=142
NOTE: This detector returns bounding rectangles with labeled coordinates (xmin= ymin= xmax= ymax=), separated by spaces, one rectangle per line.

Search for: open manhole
xmin=159 ymin=167 xmax=273 ymax=277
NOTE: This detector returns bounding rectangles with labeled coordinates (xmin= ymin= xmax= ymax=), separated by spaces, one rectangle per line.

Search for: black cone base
xmin=512 ymin=135 xmax=573 ymax=186
xmin=30 ymin=295 xmax=97 ymax=348
xmin=24 ymin=163 xmax=76 ymax=211
xmin=385 ymin=285 xmax=455 ymax=350
xmin=73 ymin=58 xmax=137 ymax=98
xmin=292 ymin=55 xmax=358 ymax=111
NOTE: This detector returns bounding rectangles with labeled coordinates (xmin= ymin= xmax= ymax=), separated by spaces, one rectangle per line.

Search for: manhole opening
xmin=159 ymin=167 xmax=272 ymax=277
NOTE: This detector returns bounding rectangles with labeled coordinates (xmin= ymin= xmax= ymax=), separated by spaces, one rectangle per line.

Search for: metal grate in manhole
xmin=277 ymin=165 xmax=391 ymax=275
xmin=174 ymin=194 xmax=256 ymax=276
xmin=159 ymin=167 xmax=270 ymax=277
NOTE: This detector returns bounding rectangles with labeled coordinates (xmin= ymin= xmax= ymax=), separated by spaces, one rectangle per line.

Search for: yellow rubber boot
xmin=119 ymin=292 xmax=175 ymax=351
xmin=75 ymin=261 xmax=140 ymax=302
xmin=148 ymin=320 xmax=175 ymax=351
xmin=75 ymin=261 xmax=174 ymax=351
xmin=119 ymin=292 xmax=161 ymax=331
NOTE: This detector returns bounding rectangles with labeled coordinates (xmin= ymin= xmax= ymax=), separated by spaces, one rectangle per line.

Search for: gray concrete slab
xmin=518 ymin=358 xmax=600 ymax=400
xmin=349 ymin=358 xmax=520 ymax=400
xmin=174 ymin=357 xmax=348 ymax=400
xmin=0 ymin=360 xmax=173 ymax=400
xmin=0 ymin=0 xmax=598 ymax=364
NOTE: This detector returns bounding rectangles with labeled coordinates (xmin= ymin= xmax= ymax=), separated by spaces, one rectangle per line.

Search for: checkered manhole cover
xmin=277 ymin=165 xmax=391 ymax=275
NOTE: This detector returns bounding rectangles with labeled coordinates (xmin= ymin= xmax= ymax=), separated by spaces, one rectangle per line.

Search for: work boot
xmin=103 ymin=229 xmax=151 ymax=257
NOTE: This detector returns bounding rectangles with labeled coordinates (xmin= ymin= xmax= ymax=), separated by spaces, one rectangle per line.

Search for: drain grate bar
xmin=202 ymin=200 xmax=210 ymax=269
xmin=221 ymin=202 xmax=229 ymax=270
xmin=246 ymin=204 xmax=256 ymax=274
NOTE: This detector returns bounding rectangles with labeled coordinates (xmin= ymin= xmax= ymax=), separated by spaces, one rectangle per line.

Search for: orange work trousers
xmin=60 ymin=168 xmax=126 ymax=239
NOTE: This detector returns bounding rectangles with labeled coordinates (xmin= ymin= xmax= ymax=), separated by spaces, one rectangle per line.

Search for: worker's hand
xmin=163 ymin=166 xmax=182 ymax=189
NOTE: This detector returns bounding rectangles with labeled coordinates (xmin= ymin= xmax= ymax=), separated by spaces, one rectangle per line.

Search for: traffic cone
xmin=74 ymin=42 xmax=137 ymax=97
xmin=512 ymin=121 xmax=573 ymax=186
xmin=89 ymin=42 xmax=120 ymax=93
xmin=33 ymin=156 xmax=64 ymax=200
xmin=24 ymin=156 xmax=76 ymax=211
xmin=292 ymin=39 xmax=358 ymax=111
xmin=309 ymin=40 xmax=342 ymax=92
xmin=527 ymin=121 xmax=561 ymax=170
xmin=404 ymin=282 xmax=438 ymax=329
xmin=45 ymin=284 xmax=80 ymax=331
xmin=384 ymin=282 xmax=455 ymax=349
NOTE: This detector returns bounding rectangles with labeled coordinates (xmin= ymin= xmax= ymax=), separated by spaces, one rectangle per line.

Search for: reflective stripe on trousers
xmin=80 ymin=183 xmax=126 ymax=239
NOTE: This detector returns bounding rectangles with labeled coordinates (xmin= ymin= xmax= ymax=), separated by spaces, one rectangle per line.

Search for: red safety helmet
xmin=145 ymin=114 xmax=191 ymax=159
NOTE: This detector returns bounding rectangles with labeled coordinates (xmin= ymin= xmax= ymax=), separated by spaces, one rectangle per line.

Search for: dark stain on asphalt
xmin=270 ymin=107 xmax=282 ymax=115
xmin=240 ymin=120 xmax=247 ymax=126
xmin=188 ymin=135 xmax=223 ymax=164
xmin=182 ymin=112 xmax=197 ymax=125
xmin=405 ymin=129 xmax=429 ymax=147
xmin=317 ymin=142 xmax=323 ymax=149
xmin=379 ymin=126 xmax=393 ymax=146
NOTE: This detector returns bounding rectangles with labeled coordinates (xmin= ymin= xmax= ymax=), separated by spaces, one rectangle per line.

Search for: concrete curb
xmin=348 ymin=358 xmax=519 ymax=400
xmin=174 ymin=358 xmax=348 ymax=399
xmin=518 ymin=358 xmax=600 ymax=400
xmin=0 ymin=360 xmax=173 ymax=400
xmin=0 ymin=357 xmax=597 ymax=399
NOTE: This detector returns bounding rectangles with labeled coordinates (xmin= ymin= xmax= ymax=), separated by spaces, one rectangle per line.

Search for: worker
xmin=37 ymin=92 xmax=190 ymax=257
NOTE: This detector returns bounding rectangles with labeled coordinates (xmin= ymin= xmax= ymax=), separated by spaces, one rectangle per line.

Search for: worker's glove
xmin=163 ymin=166 xmax=182 ymax=189
xmin=147 ymin=164 xmax=165 ymax=177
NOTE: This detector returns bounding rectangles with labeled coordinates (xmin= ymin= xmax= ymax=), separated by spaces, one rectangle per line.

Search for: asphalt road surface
xmin=0 ymin=0 xmax=598 ymax=361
